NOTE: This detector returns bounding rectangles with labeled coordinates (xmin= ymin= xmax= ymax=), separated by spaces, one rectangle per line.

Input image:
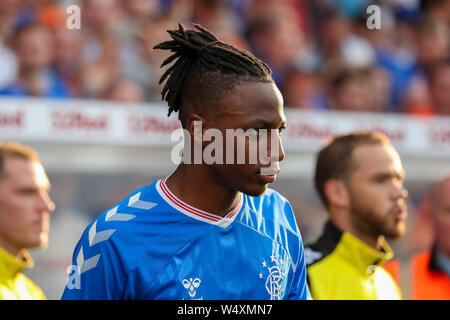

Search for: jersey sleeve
xmin=282 ymin=199 xmax=312 ymax=300
xmin=61 ymin=221 xmax=127 ymax=300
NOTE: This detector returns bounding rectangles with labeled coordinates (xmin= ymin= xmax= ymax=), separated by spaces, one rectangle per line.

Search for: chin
xmin=240 ymin=183 xmax=268 ymax=197
xmin=40 ymin=234 xmax=49 ymax=248
xmin=29 ymin=234 xmax=49 ymax=249
xmin=385 ymin=222 xmax=406 ymax=240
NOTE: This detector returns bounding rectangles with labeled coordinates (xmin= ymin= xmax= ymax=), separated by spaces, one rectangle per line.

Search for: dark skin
xmin=166 ymin=81 xmax=286 ymax=217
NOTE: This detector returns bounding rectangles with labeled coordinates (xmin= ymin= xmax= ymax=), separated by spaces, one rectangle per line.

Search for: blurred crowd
xmin=0 ymin=0 xmax=449 ymax=115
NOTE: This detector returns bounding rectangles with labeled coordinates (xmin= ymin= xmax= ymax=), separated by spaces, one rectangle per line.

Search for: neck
xmin=330 ymin=211 xmax=385 ymax=251
xmin=0 ymin=238 xmax=23 ymax=260
xmin=353 ymin=231 xmax=386 ymax=252
xmin=165 ymin=164 xmax=242 ymax=218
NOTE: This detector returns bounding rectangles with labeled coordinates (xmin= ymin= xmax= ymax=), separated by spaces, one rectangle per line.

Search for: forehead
xmin=351 ymin=144 xmax=403 ymax=175
xmin=214 ymin=81 xmax=285 ymax=127
xmin=2 ymin=157 xmax=49 ymax=188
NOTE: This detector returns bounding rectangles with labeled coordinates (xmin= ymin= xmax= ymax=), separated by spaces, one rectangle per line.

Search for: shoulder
xmin=73 ymin=182 xmax=164 ymax=272
xmin=74 ymin=180 xmax=210 ymax=276
xmin=16 ymin=273 xmax=46 ymax=300
xmin=65 ymin=180 xmax=217 ymax=299
xmin=304 ymin=221 xmax=342 ymax=268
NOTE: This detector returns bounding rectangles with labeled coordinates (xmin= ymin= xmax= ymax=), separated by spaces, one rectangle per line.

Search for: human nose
xmin=37 ymin=190 xmax=55 ymax=213
xmin=266 ymin=130 xmax=285 ymax=163
xmin=393 ymin=183 xmax=408 ymax=201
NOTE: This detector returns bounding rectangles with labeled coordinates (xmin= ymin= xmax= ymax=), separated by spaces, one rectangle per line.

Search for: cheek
xmin=221 ymin=164 xmax=257 ymax=182
xmin=0 ymin=210 xmax=23 ymax=240
xmin=352 ymin=185 xmax=390 ymax=212
xmin=225 ymin=134 xmax=260 ymax=166
xmin=0 ymin=196 xmax=34 ymax=227
xmin=215 ymin=163 xmax=262 ymax=194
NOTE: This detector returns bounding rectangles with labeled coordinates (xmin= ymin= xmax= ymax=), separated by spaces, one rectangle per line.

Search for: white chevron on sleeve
xmin=105 ymin=205 xmax=136 ymax=222
xmin=74 ymin=194 xmax=158 ymax=275
xmin=89 ymin=221 xmax=116 ymax=247
xmin=127 ymin=192 xmax=158 ymax=210
xmin=76 ymin=246 xmax=101 ymax=275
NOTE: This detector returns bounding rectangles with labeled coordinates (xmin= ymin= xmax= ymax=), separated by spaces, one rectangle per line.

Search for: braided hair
xmin=153 ymin=23 xmax=273 ymax=125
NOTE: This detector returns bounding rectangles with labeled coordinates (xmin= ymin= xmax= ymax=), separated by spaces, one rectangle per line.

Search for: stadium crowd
xmin=0 ymin=0 xmax=449 ymax=115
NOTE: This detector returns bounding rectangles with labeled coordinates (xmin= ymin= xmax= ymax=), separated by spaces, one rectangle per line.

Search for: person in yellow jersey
xmin=0 ymin=141 xmax=55 ymax=299
xmin=305 ymin=132 xmax=408 ymax=299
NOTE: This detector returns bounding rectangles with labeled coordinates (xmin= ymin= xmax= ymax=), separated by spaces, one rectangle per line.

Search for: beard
xmin=348 ymin=192 xmax=406 ymax=241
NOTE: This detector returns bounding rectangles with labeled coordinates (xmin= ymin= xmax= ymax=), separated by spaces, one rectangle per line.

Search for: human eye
xmin=18 ymin=187 xmax=38 ymax=196
xmin=374 ymin=174 xmax=389 ymax=184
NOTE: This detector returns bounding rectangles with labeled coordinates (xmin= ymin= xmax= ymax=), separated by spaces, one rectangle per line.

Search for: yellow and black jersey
xmin=304 ymin=221 xmax=401 ymax=300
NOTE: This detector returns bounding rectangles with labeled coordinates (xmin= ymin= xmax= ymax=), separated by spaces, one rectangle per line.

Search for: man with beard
xmin=305 ymin=132 xmax=408 ymax=299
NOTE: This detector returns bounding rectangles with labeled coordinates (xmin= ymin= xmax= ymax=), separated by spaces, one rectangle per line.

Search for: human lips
xmin=258 ymin=174 xmax=277 ymax=184
xmin=258 ymin=167 xmax=280 ymax=184
xmin=392 ymin=206 xmax=407 ymax=221
xmin=33 ymin=217 xmax=49 ymax=232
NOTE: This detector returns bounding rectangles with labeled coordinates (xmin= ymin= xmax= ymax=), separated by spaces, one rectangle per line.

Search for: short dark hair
xmin=314 ymin=131 xmax=391 ymax=208
xmin=153 ymin=23 xmax=273 ymax=127
xmin=0 ymin=141 xmax=40 ymax=179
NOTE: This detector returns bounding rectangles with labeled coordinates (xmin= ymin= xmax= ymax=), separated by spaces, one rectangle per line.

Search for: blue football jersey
xmin=61 ymin=178 xmax=311 ymax=300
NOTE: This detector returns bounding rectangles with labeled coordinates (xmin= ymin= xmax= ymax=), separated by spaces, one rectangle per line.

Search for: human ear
xmin=324 ymin=179 xmax=350 ymax=209
xmin=186 ymin=114 xmax=206 ymax=144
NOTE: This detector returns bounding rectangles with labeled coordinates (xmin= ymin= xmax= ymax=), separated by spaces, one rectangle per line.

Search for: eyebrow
xmin=16 ymin=181 xmax=52 ymax=192
xmin=248 ymin=118 xmax=287 ymax=129
xmin=372 ymin=170 xmax=405 ymax=181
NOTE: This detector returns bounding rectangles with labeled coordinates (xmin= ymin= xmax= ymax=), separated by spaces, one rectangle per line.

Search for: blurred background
xmin=0 ymin=0 xmax=449 ymax=299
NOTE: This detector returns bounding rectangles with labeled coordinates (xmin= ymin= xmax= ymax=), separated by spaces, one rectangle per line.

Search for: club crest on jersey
xmin=258 ymin=242 xmax=289 ymax=300
xmin=182 ymin=277 xmax=202 ymax=299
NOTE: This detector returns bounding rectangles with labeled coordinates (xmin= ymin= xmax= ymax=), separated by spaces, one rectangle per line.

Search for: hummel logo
xmin=182 ymin=278 xmax=202 ymax=298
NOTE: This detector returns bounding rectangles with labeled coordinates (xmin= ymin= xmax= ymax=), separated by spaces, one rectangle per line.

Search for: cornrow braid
xmin=153 ymin=23 xmax=272 ymax=118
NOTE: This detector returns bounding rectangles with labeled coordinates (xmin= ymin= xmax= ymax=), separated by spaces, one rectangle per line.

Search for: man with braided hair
xmin=62 ymin=24 xmax=310 ymax=300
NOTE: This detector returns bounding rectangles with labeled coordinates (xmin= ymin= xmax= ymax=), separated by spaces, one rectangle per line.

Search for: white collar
xmin=156 ymin=177 xmax=243 ymax=228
